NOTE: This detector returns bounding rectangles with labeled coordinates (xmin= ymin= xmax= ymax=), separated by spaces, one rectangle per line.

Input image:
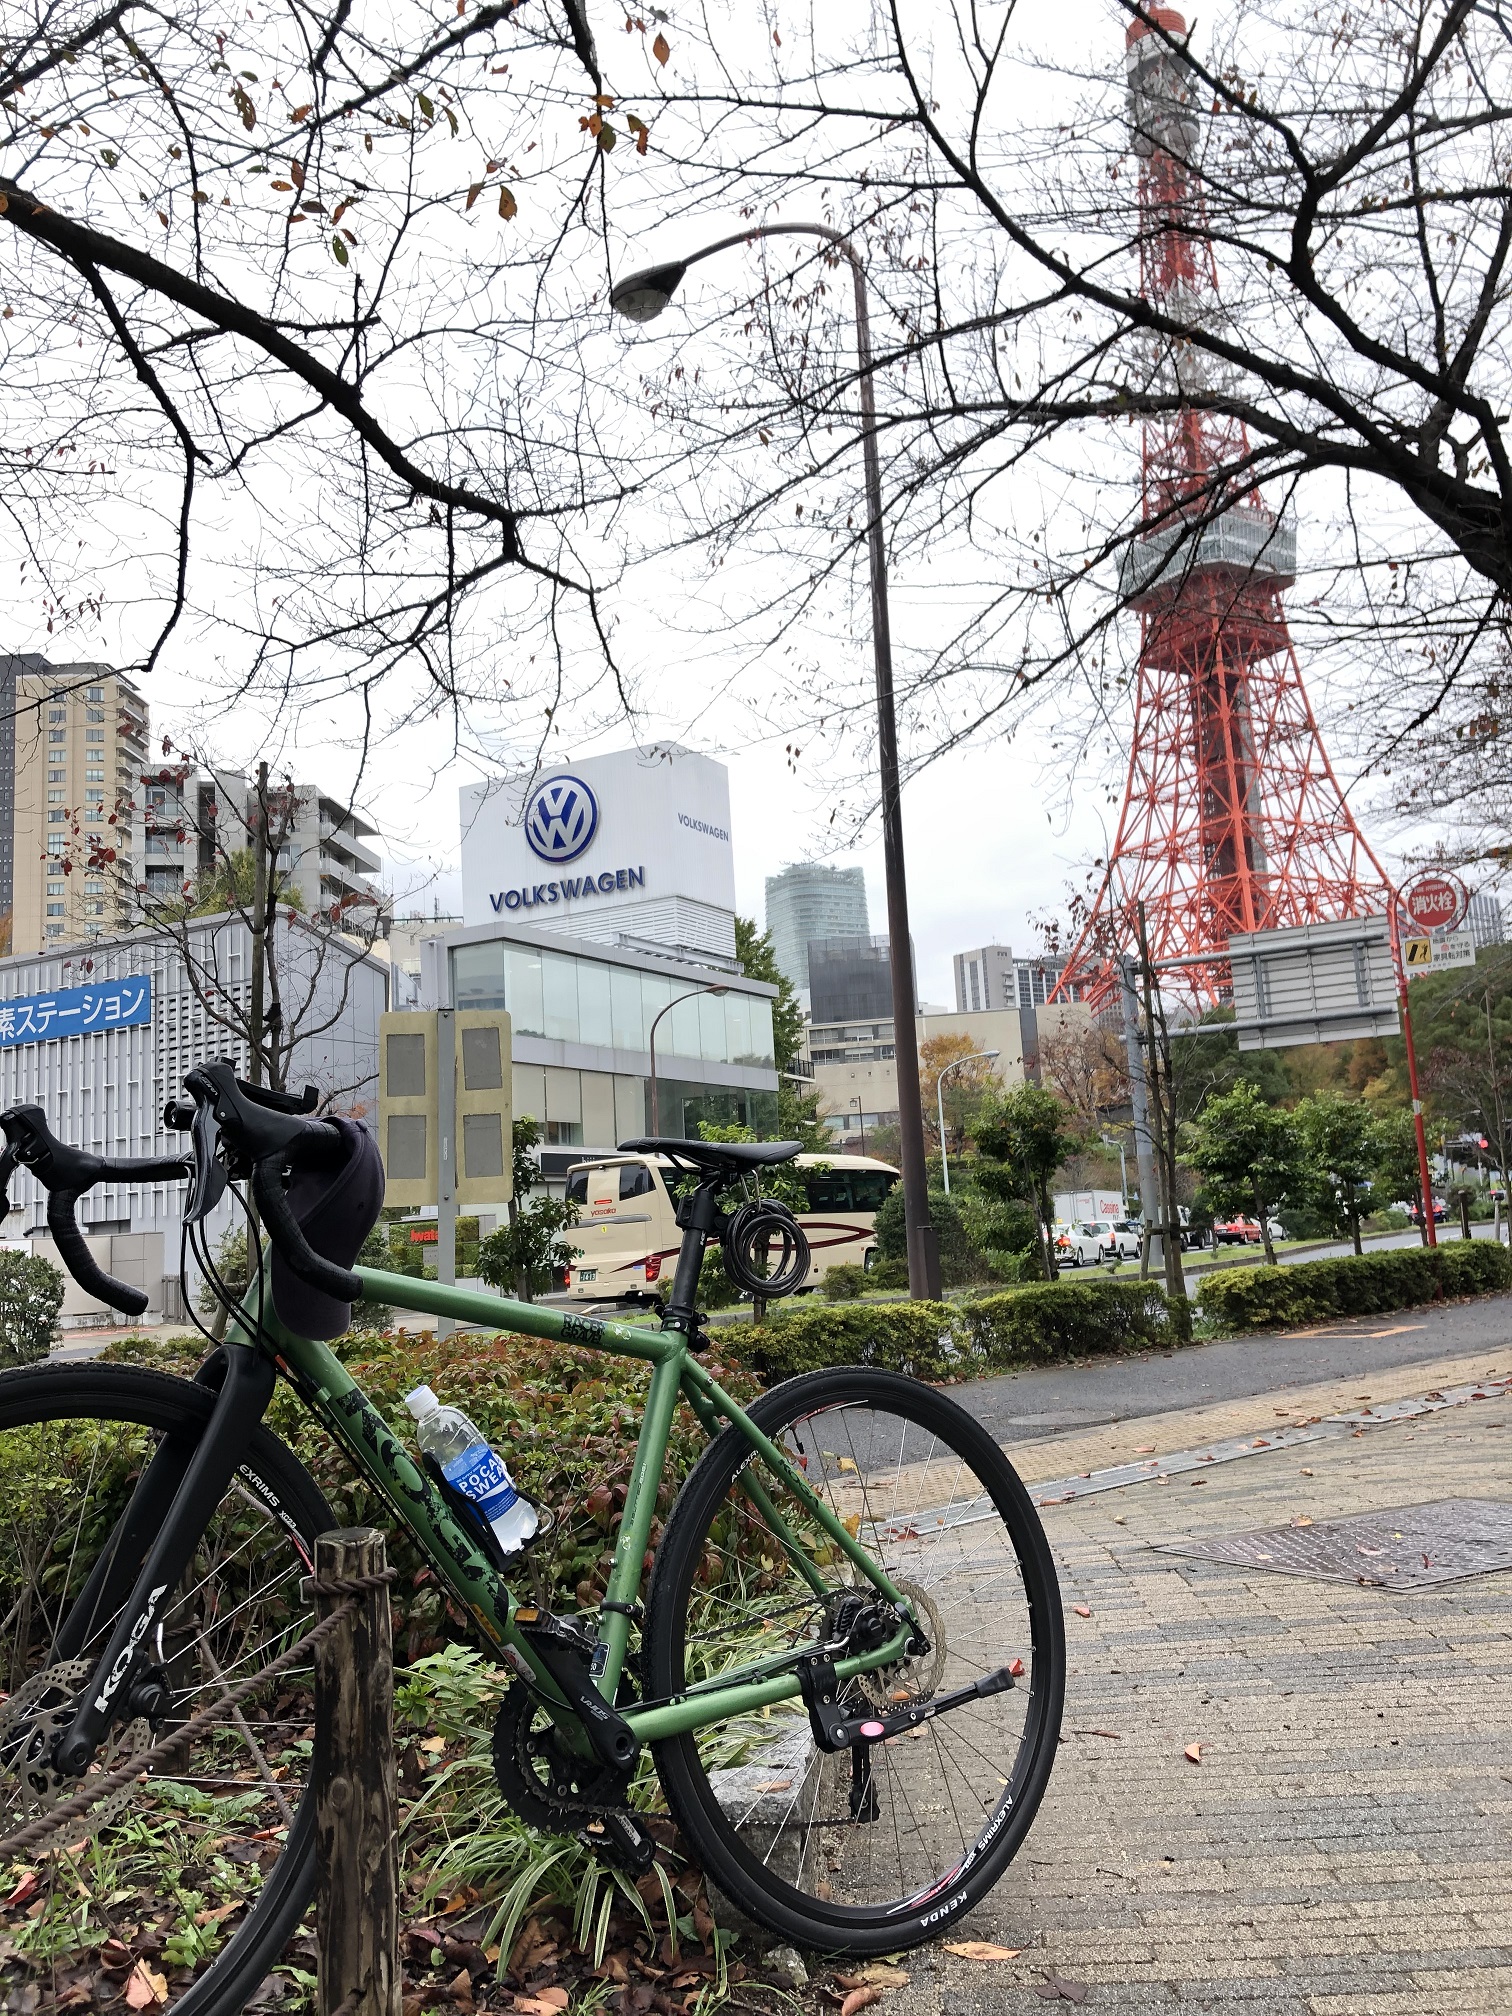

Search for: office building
xmin=8 ymin=659 xmax=149 ymax=957
xmin=764 ymin=862 xmax=869 ymax=995
xmin=1468 ymin=891 xmax=1505 ymax=949
xmin=805 ymin=1001 xmax=1092 ymax=1141
xmin=460 ymin=744 xmax=737 ymax=964
xmin=808 ymin=934 xmax=901 ymax=1025
xmin=954 ymin=943 xmax=1071 ymax=1014
xmin=0 ymin=911 xmax=387 ymax=1321
xmin=421 ymin=917 xmax=780 ymax=1145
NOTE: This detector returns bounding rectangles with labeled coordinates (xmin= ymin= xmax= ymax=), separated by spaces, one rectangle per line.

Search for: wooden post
xmin=313 ymin=1529 xmax=400 ymax=2016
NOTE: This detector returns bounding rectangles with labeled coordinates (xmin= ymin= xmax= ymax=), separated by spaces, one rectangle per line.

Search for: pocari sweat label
xmin=443 ymin=1442 xmax=520 ymax=1523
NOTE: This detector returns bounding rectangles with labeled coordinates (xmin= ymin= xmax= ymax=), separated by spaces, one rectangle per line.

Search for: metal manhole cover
xmin=1158 ymin=1498 xmax=1512 ymax=1589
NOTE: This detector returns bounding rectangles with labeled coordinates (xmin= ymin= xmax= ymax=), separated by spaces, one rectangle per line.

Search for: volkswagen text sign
xmin=1400 ymin=871 xmax=1467 ymax=936
xmin=460 ymin=744 xmax=737 ymax=959
xmin=524 ymin=774 xmax=599 ymax=864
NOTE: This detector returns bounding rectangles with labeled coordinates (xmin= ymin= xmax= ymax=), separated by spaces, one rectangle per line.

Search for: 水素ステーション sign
xmin=0 ymin=975 xmax=152 ymax=1047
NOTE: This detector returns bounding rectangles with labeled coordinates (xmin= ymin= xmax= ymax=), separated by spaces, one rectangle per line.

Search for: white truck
xmin=1053 ymin=1189 xmax=1126 ymax=1224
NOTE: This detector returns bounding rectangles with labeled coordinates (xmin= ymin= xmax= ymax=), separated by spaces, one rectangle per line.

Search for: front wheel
xmin=0 ymin=1363 xmax=332 ymax=2013
xmin=645 ymin=1368 xmax=1065 ymax=1953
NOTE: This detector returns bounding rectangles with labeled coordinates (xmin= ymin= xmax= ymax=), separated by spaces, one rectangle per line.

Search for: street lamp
xmin=936 ymin=1051 xmax=999 ymax=1196
xmin=1101 ymin=1130 xmax=1130 ymax=1214
xmin=851 ymin=1094 xmax=866 ymax=1155
xmin=647 ymin=984 xmax=729 ymax=1136
xmin=611 ymin=221 xmax=942 ymax=1299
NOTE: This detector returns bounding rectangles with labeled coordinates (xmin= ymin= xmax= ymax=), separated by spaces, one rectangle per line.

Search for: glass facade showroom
xmin=450 ymin=937 xmax=777 ymax=1144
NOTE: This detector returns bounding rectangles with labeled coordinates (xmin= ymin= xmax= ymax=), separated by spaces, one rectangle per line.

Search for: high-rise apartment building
xmin=8 ymin=659 xmax=148 ymax=955
xmin=139 ymin=763 xmax=385 ymax=924
xmin=764 ymin=862 xmax=869 ymax=995
xmin=954 ymin=943 xmax=1071 ymax=1013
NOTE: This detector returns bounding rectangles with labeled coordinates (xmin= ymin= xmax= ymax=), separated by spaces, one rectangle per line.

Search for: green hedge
xmin=745 ymin=1277 xmax=1191 ymax=1381
xmin=1197 ymin=1240 xmax=1512 ymax=1332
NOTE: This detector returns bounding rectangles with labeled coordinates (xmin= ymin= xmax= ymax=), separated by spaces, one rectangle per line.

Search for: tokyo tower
xmin=1055 ymin=7 xmax=1392 ymax=1009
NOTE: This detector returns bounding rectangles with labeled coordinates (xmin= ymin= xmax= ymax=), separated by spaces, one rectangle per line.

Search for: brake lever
xmin=167 ymin=1092 xmax=229 ymax=1225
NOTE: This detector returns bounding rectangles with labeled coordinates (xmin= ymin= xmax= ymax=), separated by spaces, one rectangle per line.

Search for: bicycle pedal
xmin=582 ymin=1809 xmax=656 ymax=1873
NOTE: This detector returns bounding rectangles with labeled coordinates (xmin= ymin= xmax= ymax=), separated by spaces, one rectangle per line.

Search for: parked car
xmin=1405 ymin=1197 xmax=1449 ymax=1225
xmin=1053 ymin=1222 xmax=1108 ymax=1268
xmin=1090 ymin=1216 xmax=1143 ymax=1261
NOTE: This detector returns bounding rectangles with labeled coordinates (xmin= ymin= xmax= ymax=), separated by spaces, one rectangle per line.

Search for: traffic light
xmin=378 ymin=1009 xmax=513 ymax=1210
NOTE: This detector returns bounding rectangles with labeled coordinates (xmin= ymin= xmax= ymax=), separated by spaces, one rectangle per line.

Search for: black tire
xmin=645 ymin=1368 xmax=1065 ymax=1952
xmin=0 ymin=1362 xmax=333 ymax=2014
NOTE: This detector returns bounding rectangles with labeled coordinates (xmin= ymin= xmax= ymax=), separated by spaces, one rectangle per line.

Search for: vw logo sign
xmin=523 ymin=773 xmax=599 ymax=864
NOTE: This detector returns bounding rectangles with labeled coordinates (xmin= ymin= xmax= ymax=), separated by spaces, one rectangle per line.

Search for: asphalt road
xmin=969 ymin=1285 xmax=1512 ymax=1446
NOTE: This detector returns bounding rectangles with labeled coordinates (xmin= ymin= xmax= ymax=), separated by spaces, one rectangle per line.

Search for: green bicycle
xmin=0 ymin=1062 xmax=1065 ymax=2010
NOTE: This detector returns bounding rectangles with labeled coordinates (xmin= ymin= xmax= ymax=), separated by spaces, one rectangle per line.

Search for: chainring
xmin=0 ymin=1660 xmax=152 ymax=1843
xmin=491 ymin=1681 xmax=631 ymax=1832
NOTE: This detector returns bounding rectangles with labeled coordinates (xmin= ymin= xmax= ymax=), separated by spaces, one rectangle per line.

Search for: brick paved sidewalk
xmin=889 ymin=1372 xmax=1512 ymax=2014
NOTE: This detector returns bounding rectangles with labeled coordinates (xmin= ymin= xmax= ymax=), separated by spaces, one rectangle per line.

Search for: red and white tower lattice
xmin=1056 ymin=8 xmax=1394 ymax=1009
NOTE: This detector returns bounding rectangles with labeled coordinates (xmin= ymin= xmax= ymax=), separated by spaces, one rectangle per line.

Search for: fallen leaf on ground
xmin=125 ymin=1962 xmax=169 ymax=2010
xmin=1073 ymin=1604 xmax=1092 ymax=1618
xmin=1292 ymin=1515 xmax=1314 ymax=1528
xmin=839 ymin=1989 xmax=881 ymax=2016
xmin=1135 ymin=1445 xmax=1156 ymax=1453
xmin=756 ymin=1779 xmax=792 ymax=1792
xmin=419 ymin=1735 xmax=447 ymax=1754
xmin=1184 ymin=1742 xmax=1202 ymax=1764
xmin=3 ymin=1870 xmax=38 ymax=1909
xmin=943 ymin=1941 xmax=1023 ymax=1960
xmin=859 ymin=1964 xmax=911 ymax=1986
xmin=513 ymin=1998 xmax=569 ymax=2016
xmin=1031 ymin=1974 xmax=1089 ymax=2004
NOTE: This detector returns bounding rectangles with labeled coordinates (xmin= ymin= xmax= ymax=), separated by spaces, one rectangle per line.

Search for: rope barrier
xmin=0 ymin=1566 xmax=398 ymax=1865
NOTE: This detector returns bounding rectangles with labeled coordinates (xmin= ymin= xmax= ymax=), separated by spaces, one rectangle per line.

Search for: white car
xmin=1091 ymin=1217 xmax=1143 ymax=1261
xmin=1053 ymin=1222 xmax=1109 ymax=1268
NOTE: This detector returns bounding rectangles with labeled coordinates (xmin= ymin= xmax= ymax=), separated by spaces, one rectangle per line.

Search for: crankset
xmin=492 ymin=1682 xmax=657 ymax=1873
xmin=0 ymin=1660 xmax=152 ymax=1842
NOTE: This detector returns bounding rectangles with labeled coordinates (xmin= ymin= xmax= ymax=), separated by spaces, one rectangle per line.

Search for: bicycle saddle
xmin=622 ymin=1136 xmax=801 ymax=1172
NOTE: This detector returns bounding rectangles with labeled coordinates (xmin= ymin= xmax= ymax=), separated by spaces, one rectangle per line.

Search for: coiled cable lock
xmin=719 ymin=1196 xmax=811 ymax=1299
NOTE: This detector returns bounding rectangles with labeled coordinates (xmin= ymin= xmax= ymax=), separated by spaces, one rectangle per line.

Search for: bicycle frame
xmin=243 ymin=1260 xmax=914 ymax=1748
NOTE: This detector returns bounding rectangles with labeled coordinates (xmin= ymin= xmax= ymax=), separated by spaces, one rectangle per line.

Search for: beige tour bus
xmin=561 ymin=1150 xmax=900 ymax=1301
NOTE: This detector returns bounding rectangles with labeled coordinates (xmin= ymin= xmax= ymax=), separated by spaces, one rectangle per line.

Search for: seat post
xmin=663 ymin=1179 xmax=721 ymax=1327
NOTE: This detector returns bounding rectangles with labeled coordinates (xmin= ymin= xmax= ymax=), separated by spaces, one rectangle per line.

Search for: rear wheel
xmin=646 ymin=1368 xmax=1064 ymax=1952
xmin=0 ymin=1363 xmax=330 ymax=2013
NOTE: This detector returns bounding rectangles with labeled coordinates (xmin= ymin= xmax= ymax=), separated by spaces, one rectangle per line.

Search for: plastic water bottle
xmin=404 ymin=1384 xmax=539 ymax=1556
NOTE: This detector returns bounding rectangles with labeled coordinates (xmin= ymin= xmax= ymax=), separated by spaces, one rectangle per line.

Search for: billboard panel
xmin=1228 ymin=916 xmax=1399 ymax=1050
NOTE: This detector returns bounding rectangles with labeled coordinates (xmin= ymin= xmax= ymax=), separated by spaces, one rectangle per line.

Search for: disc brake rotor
xmin=857 ymin=1578 xmax=948 ymax=1710
xmin=0 ymin=1661 xmax=152 ymax=1843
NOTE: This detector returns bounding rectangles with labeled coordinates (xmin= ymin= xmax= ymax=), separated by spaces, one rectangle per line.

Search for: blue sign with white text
xmin=0 ymin=975 xmax=152 ymax=1047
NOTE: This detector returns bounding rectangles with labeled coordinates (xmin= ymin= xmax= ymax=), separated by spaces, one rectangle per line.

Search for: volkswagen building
xmin=433 ymin=744 xmax=779 ymax=1145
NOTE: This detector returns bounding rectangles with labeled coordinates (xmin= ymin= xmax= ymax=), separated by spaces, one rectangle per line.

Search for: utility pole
xmin=248 ymin=760 xmax=269 ymax=1088
xmin=1119 ymin=952 xmax=1162 ymax=1279
xmin=1137 ymin=904 xmax=1187 ymax=1301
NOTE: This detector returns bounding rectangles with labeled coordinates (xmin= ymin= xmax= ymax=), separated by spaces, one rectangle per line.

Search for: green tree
xmin=0 ymin=1253 xmax=64 ymax=1367
xmin=1182 ymin=1082 xmax=1305 ymax=1266
xmin=734 ymin=916 xmax=804 ymax=1076
xmin=476 ymin=1116 xmax=581 ymax=1302
xmin=1369 ymin=1108 xmax=1430 ymax=1244
xmin=776 ymin=1079 xmax=833 ymax=1153
xmin=872 ymin=1184 xmax=980 ymax=1287
xmin=1294 ymin=1093 xmax=1377 ymax=1257
xmin=1166 ymin=1010 xmax=1290 ymax=1121
xmin=975 ymin=1084 xmax=1076 ymax=1281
